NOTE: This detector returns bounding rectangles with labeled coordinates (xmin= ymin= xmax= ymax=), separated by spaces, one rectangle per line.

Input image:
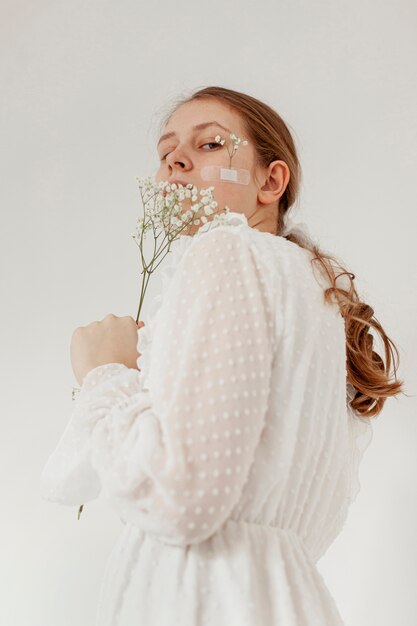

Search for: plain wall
xmin=1 ymin=1 xmax=416 ymax=624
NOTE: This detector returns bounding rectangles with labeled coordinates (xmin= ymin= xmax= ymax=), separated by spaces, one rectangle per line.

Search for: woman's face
xmin=155 ymin=99 xmax=270 ymax=235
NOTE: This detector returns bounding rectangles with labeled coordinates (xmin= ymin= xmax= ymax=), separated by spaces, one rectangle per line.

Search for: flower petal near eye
xmin=215 ymin=134 xmax=226 ymax=145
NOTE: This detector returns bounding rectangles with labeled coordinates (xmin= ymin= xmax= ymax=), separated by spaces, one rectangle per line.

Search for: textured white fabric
xmin=40 ymin=211 xmax=373 ymax=626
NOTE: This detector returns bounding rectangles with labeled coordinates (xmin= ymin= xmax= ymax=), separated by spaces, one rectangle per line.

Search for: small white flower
xmin=132 ymin=166 xmax=244 ymax=327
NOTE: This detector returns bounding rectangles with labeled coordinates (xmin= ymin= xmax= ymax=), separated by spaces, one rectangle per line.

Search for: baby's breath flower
xmin=131 ymin=177 xmax=232 ymax=324
xmin=76 ymin=171 xmax=231 ymax=521
xmin=210 ymin=132 xmax=248 ymax=168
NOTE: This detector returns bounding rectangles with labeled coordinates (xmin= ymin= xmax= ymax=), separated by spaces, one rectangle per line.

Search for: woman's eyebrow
xmin=157 ymin=121 xmax=231 ymax=147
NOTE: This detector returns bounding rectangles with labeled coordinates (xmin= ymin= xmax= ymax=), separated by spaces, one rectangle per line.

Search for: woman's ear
xmin=257 ymin=160 xmax=290 ymax=206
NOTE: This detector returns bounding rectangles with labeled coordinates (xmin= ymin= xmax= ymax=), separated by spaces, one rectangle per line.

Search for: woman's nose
xmin=166 ymin=147 xmax=190 ymax=169
xmin=169 ymin=159 xmax=185 ymax=168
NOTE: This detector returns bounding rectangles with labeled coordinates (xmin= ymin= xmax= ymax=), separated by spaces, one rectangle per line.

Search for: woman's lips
xmin=163 ymin=180 xmax=190 ymax=197
xmin=169 ymin=180 xmax=190 ymax=187
xmin=162 ymin=181 xmax=193 ymax=196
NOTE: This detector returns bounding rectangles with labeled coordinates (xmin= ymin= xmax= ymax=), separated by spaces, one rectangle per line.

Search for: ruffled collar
xmin=136 ymin=211 xmax=249 ymax=389
xmin=179 ymin=209 xmax=248 ymax=238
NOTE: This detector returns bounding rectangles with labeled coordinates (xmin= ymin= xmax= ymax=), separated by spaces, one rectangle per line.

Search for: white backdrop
xmin=1 ymin=1 xmax=416 ymax=625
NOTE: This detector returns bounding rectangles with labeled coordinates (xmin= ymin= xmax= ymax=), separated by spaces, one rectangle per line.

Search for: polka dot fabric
xmin=40 ymin=212 xmax=373 ymax=626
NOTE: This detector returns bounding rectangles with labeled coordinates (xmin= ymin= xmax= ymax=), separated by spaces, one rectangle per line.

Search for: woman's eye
xmin=201 ymin=141 xmax=222 ymax=151
xmin=160 ymin=142 xmax=221 ymax=161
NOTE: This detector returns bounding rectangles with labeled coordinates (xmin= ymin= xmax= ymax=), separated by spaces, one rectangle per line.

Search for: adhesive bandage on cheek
xmin=200 ymin=165 xmax=251 ymax=185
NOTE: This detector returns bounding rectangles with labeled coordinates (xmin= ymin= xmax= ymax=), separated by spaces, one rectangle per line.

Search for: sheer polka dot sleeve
xmin=41 ymin=228 xmax=276 ymax=546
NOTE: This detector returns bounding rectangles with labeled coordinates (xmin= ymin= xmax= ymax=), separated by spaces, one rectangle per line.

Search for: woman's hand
xmin=70 ymin=314 xmax=145 ymax=386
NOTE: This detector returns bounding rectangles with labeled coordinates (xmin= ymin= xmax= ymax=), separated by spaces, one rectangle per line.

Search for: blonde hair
xmin=159 ymin=85 xmax=405 ymax=419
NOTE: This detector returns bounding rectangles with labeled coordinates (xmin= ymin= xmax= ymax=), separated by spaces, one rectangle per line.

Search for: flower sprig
xmin=131 ymin=178 xmax=232 ymax=324
xmin=75 ymin=181 xmax=229 ymax=522
xmin=75 ymin=132 xmax=248 ymax=522
xmin=214 ymin=133 xmax=248 ymax=168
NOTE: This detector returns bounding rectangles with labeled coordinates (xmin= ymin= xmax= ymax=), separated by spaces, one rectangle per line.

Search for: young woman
xmin=41 ymin=86 xmax=404 ymax=625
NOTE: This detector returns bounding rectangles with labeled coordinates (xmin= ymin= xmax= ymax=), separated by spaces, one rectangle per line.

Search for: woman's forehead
xmin=166 ymin=100 xmax=243 ymax=132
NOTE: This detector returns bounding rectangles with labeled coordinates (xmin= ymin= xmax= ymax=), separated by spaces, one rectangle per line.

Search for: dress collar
xmin=178 ymin=210 xmax=249 ymax=238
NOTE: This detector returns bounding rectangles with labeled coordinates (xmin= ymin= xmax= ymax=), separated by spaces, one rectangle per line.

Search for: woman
xmin=40 ymin=86 xmax=404 ymax=625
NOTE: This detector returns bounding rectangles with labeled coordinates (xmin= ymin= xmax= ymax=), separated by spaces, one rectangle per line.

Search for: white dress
xmin=40 ymin=211 xmax=374 ymax=626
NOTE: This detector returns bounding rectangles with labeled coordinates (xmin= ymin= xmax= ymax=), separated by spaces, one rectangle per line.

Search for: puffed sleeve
xmin=40 ymin=228 xmax=277 ymax=546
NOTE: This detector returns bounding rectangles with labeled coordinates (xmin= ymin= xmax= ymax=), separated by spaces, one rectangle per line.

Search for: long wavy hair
xmin=158 ymin=85 xmax=405 ymax=419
